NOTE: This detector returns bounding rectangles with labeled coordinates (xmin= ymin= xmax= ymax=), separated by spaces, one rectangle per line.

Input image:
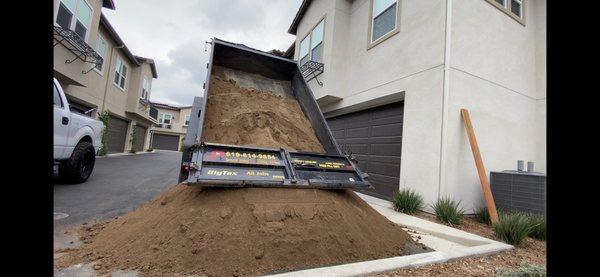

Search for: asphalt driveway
xmin=54 ymin=150 xmax=182 ymax=228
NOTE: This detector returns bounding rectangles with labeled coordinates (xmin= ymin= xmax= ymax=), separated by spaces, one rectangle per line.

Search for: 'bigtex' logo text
xmin=206 ymin=170 xmax=238 ymax=176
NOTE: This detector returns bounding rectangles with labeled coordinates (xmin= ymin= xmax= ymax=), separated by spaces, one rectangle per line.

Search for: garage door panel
xmin=327 ymin=101 xmax=404 ymax=200
xmin=107 ymin=116 xmax=128 ymax=154
xmin=371 ymin=143 xmax=402 ymax=156
xmin=371 ymin=123 xmax=403 ymax=137
xmin=345 ymin=126 xmax=370 ymax=138
xmin=152 ymin=134 xmax=180 ymax=151
xmin=134 ymin=125 xmax=147 ymax=152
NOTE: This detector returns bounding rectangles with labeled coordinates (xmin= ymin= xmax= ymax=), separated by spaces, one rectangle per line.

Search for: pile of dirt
xmin=201 ymin=66 xmax=326 ymax=153
xmin=55 ymin=185 xmax=427 ymax=276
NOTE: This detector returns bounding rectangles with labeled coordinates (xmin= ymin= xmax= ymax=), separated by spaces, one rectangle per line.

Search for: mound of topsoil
xmin=55 ymin=185 xmax=426 ymax=276
xmin=201 ymin=66 xmax=326 ymax=154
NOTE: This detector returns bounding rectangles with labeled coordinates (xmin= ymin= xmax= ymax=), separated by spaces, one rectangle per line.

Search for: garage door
xmin=152 ymin=134 xmax=180 ymax=151
xmin=107 ymin=116 xmax=129 ymax=154
xmin=327 ymin=102 xmax=404 ymax=200
xmin=134 ymin=125 xmax=147 ymax=152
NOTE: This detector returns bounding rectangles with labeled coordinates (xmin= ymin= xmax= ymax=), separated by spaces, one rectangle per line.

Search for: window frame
xmin=184 ymin=115 xmax=190 ymax=126
xmin=141 ymin=77 xmax=150 ymax=100
xmin=94 ymin=34 xmax=107 ymax=74
xmin=297 ymin=16 xmax=326 ymax=66
xmin=159 ymin=113 xmax=173 ymax=124
xmin=485 ymin=0 xmax=526 ymax=25
xmin=113 ymin=57 xmax=128 ymax=91
xmin=367 ymin=0 xmax=402 ymax=50
xmin=54 ymin=0 xmax=94 ymax=43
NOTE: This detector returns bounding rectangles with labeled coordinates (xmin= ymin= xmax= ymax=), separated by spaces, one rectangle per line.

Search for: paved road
xmin=54 ymin=150 xmax=182 ymax=227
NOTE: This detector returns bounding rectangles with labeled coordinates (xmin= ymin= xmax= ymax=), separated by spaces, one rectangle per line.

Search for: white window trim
xmin=368 ymin=0 xmax=401 ymax=47
xmin=297 ymin=16 xmax=326 ymax=65
xmin=485 ymin=0 xmax=526 ymax=25
xmin=113 ymin=57 xmax=128 ymax=91
xmin=93 ymin=34 xmax=107 ymax=75
xmin=141 ymin=77 xmax=150 ymax=100
xmin=54 ymin=0 xmax=94 ymax=43
xmin=184 ymin=115 xmax=190 ymax=126
xmin=159 ymin=113 xmax=173 ymax=124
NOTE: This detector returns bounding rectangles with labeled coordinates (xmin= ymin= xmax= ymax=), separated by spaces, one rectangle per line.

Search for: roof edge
xmin=287 ymin=0 xmax=313 ymax=35
xmin=99 ymin=13 xmax=139 ymax=66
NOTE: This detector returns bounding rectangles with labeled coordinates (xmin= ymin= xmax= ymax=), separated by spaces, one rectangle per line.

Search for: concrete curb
xmin=97 ymin=150 xmax=157 ymax=158
xmin=267 ymin=193 xmax=513 ymax=277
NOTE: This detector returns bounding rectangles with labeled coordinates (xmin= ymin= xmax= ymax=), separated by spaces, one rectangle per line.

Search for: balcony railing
xmin=300 ymin=60 xmax=324 ymax=86
xmin=53 ymin=25 xmax=103 ymax=74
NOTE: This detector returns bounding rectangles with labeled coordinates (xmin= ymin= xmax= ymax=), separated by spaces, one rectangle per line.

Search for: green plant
xmin=525 ymin=214 xmax=546 ymax=241
xmin=475 ymin=205 xmax=492 ymax=225
xmin=392 ymin=189 xmax=423 ymax=214
xmin=431 ymin=197 xmax=464 ymax=226
xmin=495 ymin=262 xmax=546 ymax=277
xmin=129 ymin=125 xmax=137 ymax=154
xmin=493 ymin=212 xmax=532 ymax=246
xmin=98 ymin=110 xmax=111 ymax=156
xmin=179 ymin=137 xmax=185 ymax=152
xmin=146 ymin=148 xmax=154 ymax=152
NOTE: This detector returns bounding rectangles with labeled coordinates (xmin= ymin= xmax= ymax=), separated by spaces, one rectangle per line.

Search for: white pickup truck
xmin=53 ymin=78 xmax=104 ymax=183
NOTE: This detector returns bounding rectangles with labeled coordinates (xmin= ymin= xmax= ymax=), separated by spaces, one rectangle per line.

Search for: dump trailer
xmin=179 ymin=38 xmax=371 ymax=190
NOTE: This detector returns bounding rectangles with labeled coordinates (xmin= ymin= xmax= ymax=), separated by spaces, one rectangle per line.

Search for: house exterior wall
xmin=53 ymin=0 xmax=158 ymax=154
xmin=290 ymin=0 xmax=545 ymax=212
xmin=441 ymin=0 xmax=546 ymax=212
xmin=150 ymin=106 xmax=193 ymax=151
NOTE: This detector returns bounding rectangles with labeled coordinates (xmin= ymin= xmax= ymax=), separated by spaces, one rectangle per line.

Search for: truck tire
xmin=61 ymin=141 xmax=96 ymax=183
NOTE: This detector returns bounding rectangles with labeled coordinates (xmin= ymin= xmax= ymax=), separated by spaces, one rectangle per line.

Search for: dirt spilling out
xmin=56 ymin=185 xmax=427 ymax=276
xmin=201 ymin=65 xmax=326 ymax=153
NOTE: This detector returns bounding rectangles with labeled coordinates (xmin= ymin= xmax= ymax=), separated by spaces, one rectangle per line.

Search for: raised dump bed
xmin=179 ymin=38 xmax=371 ymax=190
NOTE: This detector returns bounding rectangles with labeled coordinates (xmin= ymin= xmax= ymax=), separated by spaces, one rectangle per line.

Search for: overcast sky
xmin=103 ymin=0 xmax=302 ymax=106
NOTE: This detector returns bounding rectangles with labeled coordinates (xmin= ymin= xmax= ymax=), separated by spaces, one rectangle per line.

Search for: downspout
xmin=438 ymin=0 xmax=452 ymax=198
xmin=100 ymin=44 xmax=125 ymax=113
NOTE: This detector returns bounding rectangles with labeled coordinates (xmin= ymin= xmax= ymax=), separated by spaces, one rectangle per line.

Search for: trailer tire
xmin=62 ymin=141 xmax=96 ymax=183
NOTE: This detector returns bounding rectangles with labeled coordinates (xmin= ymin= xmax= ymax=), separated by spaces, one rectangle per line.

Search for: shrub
xmin=495 ymin=262 xmax=546 ymax=277
xmin=494 ymin=212 xmax=532 ymax=246
xmin=392 ymin=189 xmax=423 ymax=214
xmin=98 ymin=110 xmax=111 ymax=156
xmin=475 ymin=205 xmax=492 ymax=225
xmin=526 ymin=214 xmax=546 ymax=241
xmin=146 ymin=148 xmax=154 ymax=152
xmin=432 ymin=197 xmax=464 ymax=226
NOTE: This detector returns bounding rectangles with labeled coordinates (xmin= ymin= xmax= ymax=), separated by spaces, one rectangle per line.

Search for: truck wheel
xmin=62 ymin=141 xmax=96 ymax=183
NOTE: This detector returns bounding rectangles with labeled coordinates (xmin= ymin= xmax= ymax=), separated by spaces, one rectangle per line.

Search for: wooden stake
xmin=460 ymin=109 xmax=499 ymax=224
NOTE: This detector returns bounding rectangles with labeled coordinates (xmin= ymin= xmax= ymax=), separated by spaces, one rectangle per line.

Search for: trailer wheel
xmin=61 ymin=141 xmax=96 ymax=183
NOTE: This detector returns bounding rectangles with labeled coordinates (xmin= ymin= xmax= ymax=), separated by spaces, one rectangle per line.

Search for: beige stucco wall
xmin=440 ymin=0 xmax=546 ymax=212
xmin=291 ymin=0 xmax=545 ymax=212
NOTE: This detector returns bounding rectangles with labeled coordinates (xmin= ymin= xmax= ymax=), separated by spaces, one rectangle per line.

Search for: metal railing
xmin=300 ymin=60 xmax=324 ymax=86
xmin=53 ymin=26 xmax=103 ymax=74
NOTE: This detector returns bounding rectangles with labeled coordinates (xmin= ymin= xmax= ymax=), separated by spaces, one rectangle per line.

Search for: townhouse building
xmin=287 ymin=0 xmax=546 ymax=212
xmin=53 ymin=0 xmax=158 ymax=154
xmin=149 ymin=102 xmax=196 ymax=151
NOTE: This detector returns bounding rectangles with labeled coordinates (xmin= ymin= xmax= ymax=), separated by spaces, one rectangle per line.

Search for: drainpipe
xmin=438 ymin=0 xmax=452 ymax=198
xmin=100 ymin=44 xmax=125 ymax=113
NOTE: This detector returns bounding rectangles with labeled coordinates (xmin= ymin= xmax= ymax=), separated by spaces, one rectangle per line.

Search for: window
xmin=510 ymin=0 xmax=522 ymax=18
xmin=55 ymin=0 xmax=92 ymax=41
xmin=486 ymin=0 xmax=525 ymax=24
xmin=371 ymin=0 xmax=399 ymax=43
xmin=95 ymin=35 xmax=107 ymax=72
xmin=184 ymin=115 xmax=190 ymax=126
xmin=159 ymin=114 xmax=172 ymax=124
xmin=299 ymin=36 xmax=310 ymax=66
xmin=114 ymin=58 xmax=128 ymax=90
xmin=141 ymin=77 xmax=150 ymax=100
xmin=298 ymin=18 xmax=325 ymax=66
xmin=54 ymin=85 xmax=63 ymax=107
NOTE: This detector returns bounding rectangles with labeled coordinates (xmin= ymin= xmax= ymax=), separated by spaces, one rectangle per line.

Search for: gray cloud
xmin=103 ymin=0 xmax=302 ymax=106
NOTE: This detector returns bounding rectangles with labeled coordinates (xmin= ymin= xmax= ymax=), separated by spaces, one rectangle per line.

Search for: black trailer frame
xmin=179 ymin=38 xmax=372 ymax=190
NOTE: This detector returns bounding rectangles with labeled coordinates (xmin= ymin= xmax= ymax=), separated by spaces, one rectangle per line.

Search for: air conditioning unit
xmin=490 ymin=170 xmax=546 ymax=215
xmin=166 ymin=124 xmax=172 ymax=129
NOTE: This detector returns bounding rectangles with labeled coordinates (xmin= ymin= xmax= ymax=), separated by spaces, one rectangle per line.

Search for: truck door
xmin=53 ymin=82 xmax=69 ymax=159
